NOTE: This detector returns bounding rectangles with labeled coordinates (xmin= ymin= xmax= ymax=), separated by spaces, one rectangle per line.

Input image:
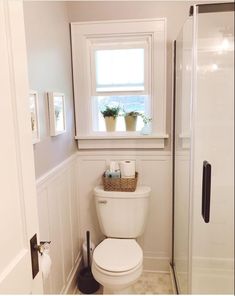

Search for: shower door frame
xmin=171 ymin=2 xmax=235 ymax=294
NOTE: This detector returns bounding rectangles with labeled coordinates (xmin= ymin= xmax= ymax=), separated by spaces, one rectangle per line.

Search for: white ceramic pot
xmin=104 ymin=116 xmax=117 ymax=132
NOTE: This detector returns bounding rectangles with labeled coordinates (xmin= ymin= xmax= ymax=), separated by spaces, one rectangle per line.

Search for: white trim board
xmin=36 ymin=153 xmax=81 ymax=294
xmin=77 ymin=137 xmax=167 ymax=149
xmin=71 ymin=18 xmax=167 ymax=26
xmin=62 ymin=254 xmax=82 ymax=295
xmin=76 ymin=150 xmax=171 ymax=157
xmin=71 ymin=18 xmax=167 ymax=148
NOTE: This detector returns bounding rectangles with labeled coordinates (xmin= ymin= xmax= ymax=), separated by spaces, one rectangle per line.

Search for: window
xmin=95 ymin=48 xmax=145 ymax=92
xmin=71 ymin=19 xmax=167 ymax=148
xmin=95 ymin=95 xmax=148 ymax=131
xmin=90 ymin=39 xmax=150 ymax=131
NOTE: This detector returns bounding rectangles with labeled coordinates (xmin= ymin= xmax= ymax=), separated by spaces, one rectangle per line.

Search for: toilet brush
xmin=86 ymin=231 xmax=91 ymax=270
xmin=77 ymin=231 xmax=100 ymax=294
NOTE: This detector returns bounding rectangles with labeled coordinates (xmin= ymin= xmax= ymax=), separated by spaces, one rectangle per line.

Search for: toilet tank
xmin=94 ymin=186 xmax=151 ymax=238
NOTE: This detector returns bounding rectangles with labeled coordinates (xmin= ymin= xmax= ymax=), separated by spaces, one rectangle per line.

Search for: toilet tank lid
xmin=94 ymin=185 xmax=151 ymax=198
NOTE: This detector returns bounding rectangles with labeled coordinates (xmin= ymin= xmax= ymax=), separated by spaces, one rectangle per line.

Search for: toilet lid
xmin=93 ymin=238 xmax=143 ymax=272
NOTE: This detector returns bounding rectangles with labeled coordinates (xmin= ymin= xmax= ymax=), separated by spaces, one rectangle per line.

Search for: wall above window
xmin=71 ymin=18 xmax=168 ymax=149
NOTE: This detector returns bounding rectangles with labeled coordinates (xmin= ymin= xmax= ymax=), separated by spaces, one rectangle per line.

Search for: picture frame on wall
xmin=48 ymin=92 xmax=66 ymax=136
xmin=29 ymin=90 xmax=40 ymax=144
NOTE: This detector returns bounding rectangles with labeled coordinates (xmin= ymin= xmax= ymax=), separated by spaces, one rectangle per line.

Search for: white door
xmin=0 ymin=1 xmax=43 ymax=293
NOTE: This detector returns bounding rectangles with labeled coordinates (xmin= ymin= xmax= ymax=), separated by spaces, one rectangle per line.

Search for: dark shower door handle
xmin=202 ymin=161 xmax=211 ymax=223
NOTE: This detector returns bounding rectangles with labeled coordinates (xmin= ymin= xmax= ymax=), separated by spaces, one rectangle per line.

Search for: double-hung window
xmin=71 ymin=19 xmax=167 ymax=148
xmin=91 ymin=38 xmax=150 ymax=132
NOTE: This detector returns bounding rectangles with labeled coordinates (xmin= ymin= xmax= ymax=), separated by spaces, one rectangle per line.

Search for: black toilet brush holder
xmin=77 ymin=231 xmax=100 ymax=294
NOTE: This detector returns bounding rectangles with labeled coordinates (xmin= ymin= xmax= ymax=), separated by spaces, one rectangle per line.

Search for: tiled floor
xmin=131 ymin=272 xmax=173 ymax=294
xmin=77 ymin=272 xmax=174 ymax=294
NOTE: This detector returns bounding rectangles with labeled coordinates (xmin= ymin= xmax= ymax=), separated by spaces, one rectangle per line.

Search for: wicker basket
xmin=102 ymin=172 xmax=138 ymax=192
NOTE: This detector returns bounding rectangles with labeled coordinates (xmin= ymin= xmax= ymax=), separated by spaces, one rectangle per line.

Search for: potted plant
xmin=140 ymin=114 xmax=152 ymax=135
xmin=101 ymin=106 xmax=120 ymax=132
xmin=124 ymin=111 xmax=139 ymax=131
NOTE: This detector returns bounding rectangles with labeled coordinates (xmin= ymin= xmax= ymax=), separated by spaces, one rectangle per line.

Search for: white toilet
xmin=92 ymin=185 xmax=151 ymax=294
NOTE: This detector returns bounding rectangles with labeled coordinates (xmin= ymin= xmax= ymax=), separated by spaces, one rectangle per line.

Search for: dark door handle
xmin=202 ymin=161 xmax=211 ymax=223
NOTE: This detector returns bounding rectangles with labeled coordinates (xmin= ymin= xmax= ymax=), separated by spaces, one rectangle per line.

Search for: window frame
xmin=71 ymin=19 xmax=168 ymax=149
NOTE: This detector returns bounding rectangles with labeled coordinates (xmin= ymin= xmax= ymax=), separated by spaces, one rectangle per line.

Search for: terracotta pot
xmin=104 ymin=116 xmax=117 ymax=132
xmin=125 ymin=115 xmax=137 ymax=131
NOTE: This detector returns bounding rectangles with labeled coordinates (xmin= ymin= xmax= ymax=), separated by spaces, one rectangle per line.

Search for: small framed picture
xmin=29 ymin=90 xmax=40 ymax=144
xmin=48 ymin=92 xmax=66 ymax=136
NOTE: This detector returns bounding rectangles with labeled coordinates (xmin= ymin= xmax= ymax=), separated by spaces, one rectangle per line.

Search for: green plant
xmin=125 ymin=111 xmax=140 ymax=117
xmin=140 ymin=114 xmax=152 ymax=124
xmin=100 ymin=105 xmax=120 ymax=118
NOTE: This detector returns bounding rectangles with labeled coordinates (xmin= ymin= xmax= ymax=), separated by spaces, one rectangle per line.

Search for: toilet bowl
xmin=93 ymin=185 xmax=151 ymax=293
xmin=92 ymin=238 xmax=143 ymax=293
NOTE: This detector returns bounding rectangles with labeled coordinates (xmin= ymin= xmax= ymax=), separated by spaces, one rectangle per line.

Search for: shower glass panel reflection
xmin=173 ymin=17 xmax=193 ymax=294
xmin=173 ymin=3 xmax=234 ymax=294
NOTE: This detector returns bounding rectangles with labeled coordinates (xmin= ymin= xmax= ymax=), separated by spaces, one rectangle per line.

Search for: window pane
xmin=95 ymin=48 xmax=145 ymax=92
xmin=94 ymin=95 xmax=148 ymax=131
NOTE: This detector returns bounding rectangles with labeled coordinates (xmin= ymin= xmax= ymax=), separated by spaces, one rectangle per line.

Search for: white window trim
xmin=71 ymin=18 xmax=168 ymax=149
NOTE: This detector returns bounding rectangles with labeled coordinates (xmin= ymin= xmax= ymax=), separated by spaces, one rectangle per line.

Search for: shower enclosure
xmin=172 ymin=3 xmax=234 ymax=294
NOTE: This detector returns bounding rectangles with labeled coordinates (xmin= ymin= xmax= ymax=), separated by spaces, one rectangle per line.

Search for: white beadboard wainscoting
xmin=36 ymin=150 xmax=172 ymax=293
xmin=76 ymin=150 xmax=172 ymax=273
xmin=36 ymin=154 xmax=81 ymax=294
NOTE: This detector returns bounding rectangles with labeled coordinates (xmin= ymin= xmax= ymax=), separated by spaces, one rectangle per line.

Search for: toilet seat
xmin=92 ymin=259 xmax=142 ymax=277
xmin=93 ymin=238 xmax=143 ymax=273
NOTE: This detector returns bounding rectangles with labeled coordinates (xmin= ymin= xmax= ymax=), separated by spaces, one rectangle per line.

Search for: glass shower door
xmin=190 ymin=7 xmax=234 ymax=294
xmin=173 ymin=17 xmax=193 ymax=294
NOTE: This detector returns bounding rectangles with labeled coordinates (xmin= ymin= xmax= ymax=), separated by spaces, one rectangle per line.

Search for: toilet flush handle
xmin=98 ymin=199 xmax=107 ymax=204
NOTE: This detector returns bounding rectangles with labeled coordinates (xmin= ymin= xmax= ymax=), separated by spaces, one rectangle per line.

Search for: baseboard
xmin=61 ymin=254 xmax=82 ymax=294
xmin=143 ymin=256 xmax=170 ymax=273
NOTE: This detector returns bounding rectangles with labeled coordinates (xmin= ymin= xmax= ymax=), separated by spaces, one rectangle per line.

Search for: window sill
xmin=75 ymin=133 xmax=169 ymax=149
